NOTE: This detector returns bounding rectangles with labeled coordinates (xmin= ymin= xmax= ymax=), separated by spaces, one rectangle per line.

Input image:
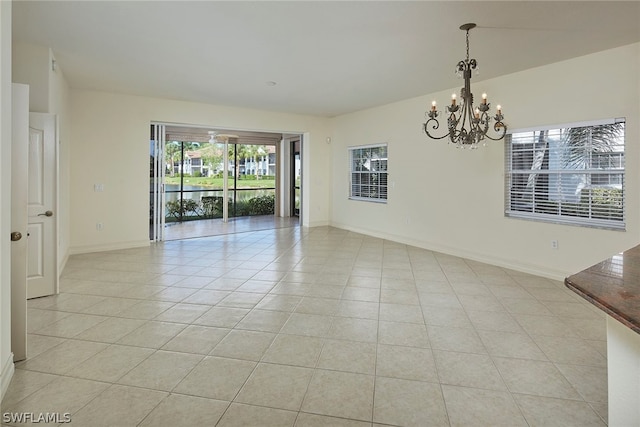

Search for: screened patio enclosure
xmin=150 ymin=124 xmax=302 ymax=241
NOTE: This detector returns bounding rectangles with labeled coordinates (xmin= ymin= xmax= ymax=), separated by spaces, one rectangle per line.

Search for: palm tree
xmin=561 ymin=122 xmax=625 ymax=218
xmin=255 ymin=146 xmax=267 ymax=179
xmin=562 ymin=122 xmax=624 ymax=169
xmin=235 ymin=144 xmax=253 ymax=178
xmin=164 ymin=141 xmax=181 ymax=176
xmin=196 ymin=143 xmax=223 ymax=177
xmin=516 ymin=123 xmax=623 ymax=209
xmin=523 ymin=130 xmax=549 ymax=206
xmin=245 ymin=145 xmax=266 ymax=179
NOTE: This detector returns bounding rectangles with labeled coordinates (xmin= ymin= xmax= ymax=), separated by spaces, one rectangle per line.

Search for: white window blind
xmin=349 ymin=144 xmax=388 ymax=203
xmin=505 ymin=120 xmax=625 ymax=230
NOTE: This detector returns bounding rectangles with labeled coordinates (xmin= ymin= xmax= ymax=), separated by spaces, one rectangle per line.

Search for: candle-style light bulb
xmin=431 ymin=101 xmax=437 ymax=112
xmin=482 ymin=93 xmax=487 ymax=104
xmin=496 ymin=105 xmax=502 ymax=114
xmin=451 ymin=94 xmax=457 ymax=106
xmin=474 ymin=108 xmax=480 ymax=119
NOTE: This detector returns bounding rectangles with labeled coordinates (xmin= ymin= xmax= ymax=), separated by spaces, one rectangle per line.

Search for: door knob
xmin=10 ymin=231 xmax=22 ymax=241
xmin=38 ymin=210 xmax=53 ymax=217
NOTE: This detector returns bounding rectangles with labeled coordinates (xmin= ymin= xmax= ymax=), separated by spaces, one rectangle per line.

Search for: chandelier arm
xmin=423 ymin=118 xmax=453 ymax=140
xmin=479 ymin=111 xmax=490 ymax=134
xmin=483 ymin=123 xmax=508 ymax=141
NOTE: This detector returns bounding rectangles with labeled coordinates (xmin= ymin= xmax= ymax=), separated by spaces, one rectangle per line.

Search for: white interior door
xmin=11 ymin=84 xmax=29 ymax=361
xmin=27 ymin=113 xmax=57 ymax=299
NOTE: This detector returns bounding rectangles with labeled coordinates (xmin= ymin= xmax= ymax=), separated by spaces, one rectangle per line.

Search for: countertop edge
xmin=565 ymin=277 xmax=640 ymax=335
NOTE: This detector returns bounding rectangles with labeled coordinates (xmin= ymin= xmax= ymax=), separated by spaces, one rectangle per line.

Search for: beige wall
xmin=12 ymin=42 xmax=49 ymax=113
xmin=0 ymin=0 xmax=12 ymax=399
xmin=68 ymin=91 xmax=331 ymax=254
xmin=330 ymin=43 xmax=640 ymax=280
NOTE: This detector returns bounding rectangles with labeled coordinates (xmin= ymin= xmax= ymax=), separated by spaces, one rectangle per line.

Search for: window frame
xmin=504 ymin=118 xmax=625 ymax=230
xmin=348 ymin=143 xmax=388 ymax=203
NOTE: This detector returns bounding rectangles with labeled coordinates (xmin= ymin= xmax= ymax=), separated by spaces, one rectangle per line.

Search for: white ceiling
xmin=12 ymin=1 xmax=640 ymax=117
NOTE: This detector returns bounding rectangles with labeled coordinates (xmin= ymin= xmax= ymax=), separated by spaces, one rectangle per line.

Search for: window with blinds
xmin=505 ymin=119 xmax=625 ymax=230
xmin=349 ymin=144 xmax=388 ymax=203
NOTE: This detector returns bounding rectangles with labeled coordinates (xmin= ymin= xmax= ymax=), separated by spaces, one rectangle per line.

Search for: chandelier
xmin=423 ymin=23 xmax=506 ymax=148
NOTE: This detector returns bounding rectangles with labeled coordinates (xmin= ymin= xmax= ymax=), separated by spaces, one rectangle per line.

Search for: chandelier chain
xmin=465 ymin=29 xmax=470 ymax=62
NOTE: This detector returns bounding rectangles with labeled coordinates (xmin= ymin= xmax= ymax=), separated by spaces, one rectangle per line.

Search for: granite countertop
xmin=565 ymin=245 xmax=640 ymax=334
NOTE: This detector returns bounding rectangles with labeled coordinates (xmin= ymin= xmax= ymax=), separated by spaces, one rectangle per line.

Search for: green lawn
xmin=164 ymin=176 xmax=275 ymax=189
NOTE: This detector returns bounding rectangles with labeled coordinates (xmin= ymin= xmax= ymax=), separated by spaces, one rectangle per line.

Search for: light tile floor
xmin=1 ymin=226 xmax=608 ymax=426
xmin=162 ymin=215 xmax=300 ymax=241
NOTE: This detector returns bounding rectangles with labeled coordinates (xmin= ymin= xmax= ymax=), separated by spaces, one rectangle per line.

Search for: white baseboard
xmin=58 ymin=248 xmax=69 ymax=275
xmin=1 ymin=352 xmax=15 ymax=401
xmin=308 ymin=220 xmax=330 ymax=228
xmin=68 ymin=240 xmax=150 ymax=255
xmin=329 ymin=221 xmax=568 ymax=281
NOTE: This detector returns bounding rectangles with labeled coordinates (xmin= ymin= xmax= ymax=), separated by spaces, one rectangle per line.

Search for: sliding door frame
xmin=150 ymin=124 xmax=166 ymax=242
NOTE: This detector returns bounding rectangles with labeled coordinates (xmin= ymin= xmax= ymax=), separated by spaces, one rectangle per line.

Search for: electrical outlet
xmin=96 ymin=223 xmax=103 ymax=231
xmin=551 ymin=240 xmax=559 ymax=249
xmin=94 ymin=184 xmax=104 ymax=192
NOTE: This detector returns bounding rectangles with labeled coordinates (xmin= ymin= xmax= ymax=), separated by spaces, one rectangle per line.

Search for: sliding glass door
xmin=150 ymin=124 xmax=297 ymax=241
xmin=291 ymin=139 xmax=301 ymax=217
